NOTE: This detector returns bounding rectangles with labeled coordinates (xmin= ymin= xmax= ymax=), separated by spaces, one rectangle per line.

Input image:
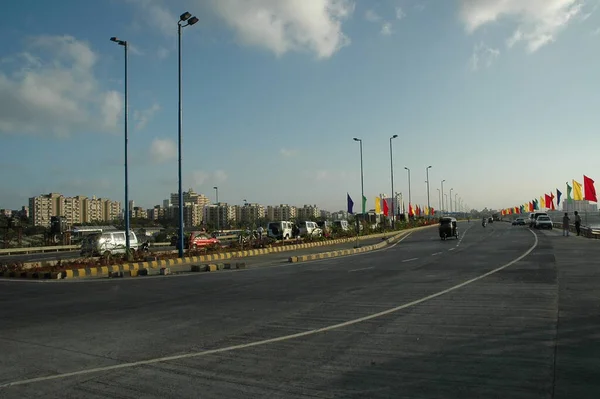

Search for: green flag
xmin=362 ymin=195 xmax=367 ymax=214
xmin=567 ymin=183 xmax=572 ymax=201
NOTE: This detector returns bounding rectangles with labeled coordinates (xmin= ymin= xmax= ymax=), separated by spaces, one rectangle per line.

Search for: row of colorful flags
xmin=501 ymin=175 xmax=597 ymax=216
xmin=346 ymin=194 xmax=434 ymax=217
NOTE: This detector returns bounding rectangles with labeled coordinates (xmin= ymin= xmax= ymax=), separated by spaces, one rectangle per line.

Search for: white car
xmin=535 ymin=215 xmax=553 ymax=230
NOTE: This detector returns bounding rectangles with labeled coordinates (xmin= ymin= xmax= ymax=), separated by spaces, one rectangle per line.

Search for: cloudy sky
xmin=1 ymin=0 xmax=599 ymax=212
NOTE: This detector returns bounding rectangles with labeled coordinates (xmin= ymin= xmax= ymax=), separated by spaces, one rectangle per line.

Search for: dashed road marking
xmin=348 ymin=266 xmax=374 ymax=273
xmin=432 ymin=252 xmax=442 ymax=256
xmin=402 ymin=258 xmax=418 ymax=263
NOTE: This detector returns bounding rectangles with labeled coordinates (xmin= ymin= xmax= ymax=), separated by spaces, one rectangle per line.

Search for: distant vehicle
xmin=512 ymin=218 xmax=526 ymax=226
xmin=529 ymin=212 xmax=548 ymax=228
xmin=80 ymin=230 xmax=138 ymax=256
xmin=439 ymin=217 xmax=459 ymax=240
xmin=189 ymin=231 xmax=220 ymax=249
xmin=535 ymin=215 xmax=553 ymax=230
xmin=267 ymin=221 xmax=294 ymax=240
xmin=297 ymin=221 xmax=323 ymax=237
xmin=488 ymin=217 xmax=494 ymax=223
xmin=332 ymin=220 xmax=349 ymax=231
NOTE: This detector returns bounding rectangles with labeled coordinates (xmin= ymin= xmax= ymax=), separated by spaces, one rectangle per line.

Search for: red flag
xmin=544 ymin=194 xmax=551 ymax=209
xmin=431 ymin=207 xmax=435 ymax=215
xmin=515 ymin=207 xmax=519 ymax=214
xmin=550 ymin=192 xmax=555 ymax=210
xmin=584 ymin=175 xmax=597 ymax=202
xmin=408 ymin=203 xmax=414 ymax=216
xmin=383 ymin=198 xmax=389 ymax=216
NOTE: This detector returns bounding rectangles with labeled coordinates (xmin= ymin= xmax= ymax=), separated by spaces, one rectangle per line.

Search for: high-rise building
xmin=170 ymin=188 xmax=210 ymax=207
xmin=297 ymin=204 xmax=319 ymax=220
xmin=203 ymin=203 xmax=236 ymax=228
xmin=239 ymin=203 xmax=265 ymax=226
xmin=166 ymin=204 xmax=204 ymax=227
xmin=269 ymin=204 xmax=297 ymax=221
xmin=28 ymin=193 xmax=121 ymax=227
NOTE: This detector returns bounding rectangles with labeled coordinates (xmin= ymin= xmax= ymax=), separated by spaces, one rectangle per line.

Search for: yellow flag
xmin=573 ymin=180 xmax=583 ymax=201
xmin=425 ymin=206 xmax=429 ymax=216
xmin=375 ymin=197 xmax=381 ymax=214
xmin=540 ymin=196 xmax=545 ymax=209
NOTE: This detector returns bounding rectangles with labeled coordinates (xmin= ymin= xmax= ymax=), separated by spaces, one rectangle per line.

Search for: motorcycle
xmin=140 ymin=240 xmax=150 ymax=254
xmin=482 ymin=220 xmax=487 ymax=227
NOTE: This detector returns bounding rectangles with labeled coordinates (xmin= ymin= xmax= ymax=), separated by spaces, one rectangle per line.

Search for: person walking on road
xmin=574 ymin=211 xmax=582 ymax=236
xmin=562 ymin=213 xmax=570 ymax=236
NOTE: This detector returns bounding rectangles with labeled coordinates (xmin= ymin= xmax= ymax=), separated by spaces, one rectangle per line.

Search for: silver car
xmin=535 ymin=216 xmax=553 ymax=230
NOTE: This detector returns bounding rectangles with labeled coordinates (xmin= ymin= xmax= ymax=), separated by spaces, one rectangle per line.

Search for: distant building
xmin=29 ymin=193 xmax=121 ymax=227
xmin=562 ymin=200 xmax=598 ymax=213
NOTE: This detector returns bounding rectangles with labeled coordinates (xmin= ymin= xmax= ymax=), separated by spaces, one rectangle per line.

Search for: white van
xmin=298 ymin=221 xmax=323 ymax=237
xmin=332 ymin=220 xmax=349 ymax=231
xmin=267 ymin=221 xmax=294 ymax=240
xmin=80 ymin=230 xmax=139 ymax=256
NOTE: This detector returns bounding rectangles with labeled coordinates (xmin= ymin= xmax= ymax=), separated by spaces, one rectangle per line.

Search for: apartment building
xmin=166 ymin=204 xmax=204 ymax=227
xmin=131 ymin=206 xmax=148 ymax=219
xmin=238 ymin=203 xmax=265 ymax=225
xmin=204 ymin=203 xmax=236 ymax=227
xmin=148 ymin=205 xmax=167 ymax=220
xmin=29 ymin=193 xmax=121 ymax=227
xmin=170 ymin=189 xmax=211 ymax=208
xmin=297 ymin=204 xmax=319 ymax=221
xmin=266 ymin=204 xmax=297 ymax=221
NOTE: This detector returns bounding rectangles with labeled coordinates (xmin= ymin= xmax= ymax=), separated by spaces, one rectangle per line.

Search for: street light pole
xmin=214 ymin=186 xmax=219 ymax=232
xmin=455 ymin=193 xmax=458 ymax=215
xmin=389 ymin=135 xmax=398 ymax=228
xmin=353 ymin=138 xmax=364 ymax=246
xmin=426 ymin=165 xmax=432 ymax=218
xmin=110 ymin=37 xmax=130 ymax=255
xmin=450 ymin=188 xmax=454 ymax=213
xmin=404 ymin=167 xmax=411 ymax=215
xmin=441 ymin=180 xmax=446 ymax=214
xmin=437 ymin=188 xmax=441 ymax=215
xmin=445 ymin=194 xmax=448 ymax=213
xmin=177 ymin=11 xmax=199 ymax=258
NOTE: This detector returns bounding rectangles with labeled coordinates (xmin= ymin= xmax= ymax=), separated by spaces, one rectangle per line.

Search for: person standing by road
xmin=257 ymin=225 xmax=264 ymax=240
xmin=574 ymin=211 xmax=582 ymax=236
xmin=562 ymin=213 xmax=570 ymax=236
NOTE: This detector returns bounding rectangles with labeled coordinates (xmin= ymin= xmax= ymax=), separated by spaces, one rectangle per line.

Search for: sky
xmin=2 ymin=0 xmax=600 ymax=212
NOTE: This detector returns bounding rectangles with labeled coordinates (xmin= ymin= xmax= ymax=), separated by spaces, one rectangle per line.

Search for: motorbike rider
xmin=482 ymin=217 xmax=487 ymax=227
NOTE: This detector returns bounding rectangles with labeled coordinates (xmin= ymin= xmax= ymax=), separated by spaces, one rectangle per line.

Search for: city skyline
xmin=2 ymin=1 xmax=600 ymax=210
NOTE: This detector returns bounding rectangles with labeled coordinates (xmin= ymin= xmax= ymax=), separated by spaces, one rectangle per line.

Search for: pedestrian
xmin=257 ymin=225 xmax=264 ymax=240
xmin=562 ymin=212 xmax=570 ymax=236
xmin=574 ymin=211 xmax=582 ymax=236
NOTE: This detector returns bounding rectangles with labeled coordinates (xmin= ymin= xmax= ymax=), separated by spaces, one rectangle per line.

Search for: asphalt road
xmin=1 ymin=222 xmax=598 ymax=398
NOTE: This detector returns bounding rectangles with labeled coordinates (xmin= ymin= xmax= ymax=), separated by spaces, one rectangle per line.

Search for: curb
xmin=288 ymin=224 xmax=436 ymax=263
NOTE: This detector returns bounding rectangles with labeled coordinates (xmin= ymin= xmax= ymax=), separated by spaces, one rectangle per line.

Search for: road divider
xmin=1 ymin=224 xmax=439 ymax=280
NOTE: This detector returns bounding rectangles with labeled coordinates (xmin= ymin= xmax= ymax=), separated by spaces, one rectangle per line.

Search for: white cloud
xmin=460 ymin=0 xmax=583 ymax=52
xmin=134 ymin=103 xmax=161 ymax=131
xmin=207 ymin=0 xmax=354 ymax=59
xmin=280 ymin=148 xmax=296 ymax=157
xmin=396 ymin=7 xmax=406 ymax=20
xmin=189 ymin=169 xmax=228 ymax=186
xmin=125 ymin=0 xmax=177 ymax=37
xmin=380 ymin=22 xmax=393 ymax=36
xmin=365 ymin=9 xmax=382 ymax=22
xmin=149 ymin=138 xmax=177 ymax=163
xmin=470 ymin=42 xmax=500 ymax=71
xmin=0 ymin=35 xmax=121 ymax=136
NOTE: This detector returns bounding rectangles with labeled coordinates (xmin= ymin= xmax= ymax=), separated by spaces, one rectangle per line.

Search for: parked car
xmin=189 ymin=231 xmax=220 ymax=249
xmin=297 ymin=221 xmax=323 ymax=237
xmin=535 ymin=215 xmax=553 ymax=229
xmin=80 ymin=230 xmax=139 ymax=256
xmin=529 ymin=212 xmax=548 ymax=228
xmin=512 ymin=218 xmax=526 ymax=226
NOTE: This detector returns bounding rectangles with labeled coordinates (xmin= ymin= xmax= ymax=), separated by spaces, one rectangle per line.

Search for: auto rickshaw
xmin=439 ymin=217 xmax=459 ymax=240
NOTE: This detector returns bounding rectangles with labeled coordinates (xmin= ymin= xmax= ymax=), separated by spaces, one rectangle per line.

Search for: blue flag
xmin=556 ymin=189 xmax=562 ymax=206
xmin=347 ymin=193 xmax=354 ymax=214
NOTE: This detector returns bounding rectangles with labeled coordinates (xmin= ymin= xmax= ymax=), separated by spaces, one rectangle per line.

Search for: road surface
xmin=1 ymin=222 xmax=599 ymax=398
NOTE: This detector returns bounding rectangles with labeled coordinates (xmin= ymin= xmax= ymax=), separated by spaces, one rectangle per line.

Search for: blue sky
xmin=2 ymin=0 xmax=600 ymax=212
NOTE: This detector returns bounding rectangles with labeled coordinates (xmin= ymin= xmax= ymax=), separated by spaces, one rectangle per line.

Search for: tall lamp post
xmin=437 ymin=188 xmax=441 ymax=215
xmin=177 ymin=11 xmax=199 ymax=258
xmin=353 ymin=138 xmax=364 ymax=246
xmin=444 ymin=194 xmax=449 ymax=213
xmin=214 ymin=186 xmax=219 ymax=232
xmin=426 ymin=165 xmax=432 ymax=218
xmin=110 ymin=36 xmax=130 ymax=255
xmin=455 ymin=193 xmax=458 ymax=215
xmin=404 ymin=167 xmax=411 ymax=215
xmin=449 ymin=188 xmax=454 ymax=213
xmin=441 ymin=179 xmax=446 ymax=214
xmin=389 ymin=135 xmax=398 ymax=228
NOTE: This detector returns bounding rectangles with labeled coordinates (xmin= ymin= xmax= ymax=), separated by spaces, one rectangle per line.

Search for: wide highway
xmin=1 ymin=221 xmax=599 ymax=398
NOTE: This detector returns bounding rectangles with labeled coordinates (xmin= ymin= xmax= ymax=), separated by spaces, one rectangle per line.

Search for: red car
xmin=189 ymin=231 xmax=220 ymax=249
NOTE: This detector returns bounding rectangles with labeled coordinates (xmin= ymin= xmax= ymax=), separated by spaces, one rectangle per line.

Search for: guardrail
xmin=0 ymin=242 xmax=171 ymax=256
xmin=551 ymin=222 xmax=600 ymax=238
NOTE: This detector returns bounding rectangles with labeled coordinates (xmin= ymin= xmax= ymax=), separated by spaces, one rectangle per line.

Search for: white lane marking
xmin=432 ymin=252 xmax=442 ymax=256
xmin=402 ymin=258 xmax=418 ymax=263
xmin=456 ymin=224 xmax=472 ymax=247
xmin=0 ymin=230 xmax=538 ymax=389
xmin=348 ymin=267 xmax=374 ymax=273
xmin=448 ymin=248 xmax=455 ymax=251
